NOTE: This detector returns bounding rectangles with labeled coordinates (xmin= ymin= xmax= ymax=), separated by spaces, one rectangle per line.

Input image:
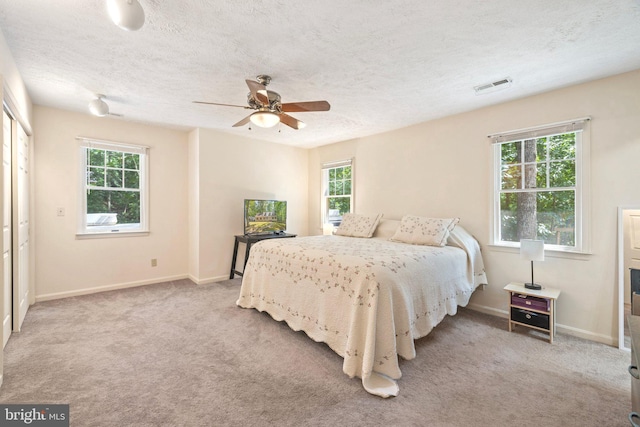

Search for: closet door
xmin=12 ymin=121 xmax=29 ymax=332
xmin=2 ymin=110 xmax=11 ymax=347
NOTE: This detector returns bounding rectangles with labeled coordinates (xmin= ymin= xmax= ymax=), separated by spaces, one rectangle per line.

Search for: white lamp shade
xmin=107 ymin=0 xmax=145 ymax=31
xmin=520 ymin=239 xmax=545 ymax=262
xmin=88 ymin=98 xmax=109 ymax=117
xmin=249 ymin=111 xmax=280 ymax=128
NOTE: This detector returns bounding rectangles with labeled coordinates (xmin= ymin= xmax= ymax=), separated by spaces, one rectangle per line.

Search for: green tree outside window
xmin=498 ymin=133 xmax=576 ymax=246
xmin=86 ymin=148 xmax=141 ymax=225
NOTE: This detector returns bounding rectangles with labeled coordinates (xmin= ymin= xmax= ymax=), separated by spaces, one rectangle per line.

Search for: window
xmin=321 ymin=159 xmax=353 ymax=226
xmin=491 ymin=119 xmax=590 ymax=252
xmin=78 ymin=138 xmax=149 ymax=235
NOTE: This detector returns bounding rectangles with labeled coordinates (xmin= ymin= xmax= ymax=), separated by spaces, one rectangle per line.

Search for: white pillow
xmin=335 ymin=213 xmax=383 ymax=238
xmin=390 ymin=215 xmax=459 ymax=246
xmin=447 ymin=225 xmax=477 ymax=249
xmin=373 ymin=218 xmax=400 ymax=239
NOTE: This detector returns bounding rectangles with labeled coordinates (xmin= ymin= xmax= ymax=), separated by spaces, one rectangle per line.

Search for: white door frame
xmin=11 ymin=118 xmax=29 ymax=332
xmin=2 ymin=109 xmax=12 ymax=348
xmin=618 ymin=206 xmax=640 ymax=350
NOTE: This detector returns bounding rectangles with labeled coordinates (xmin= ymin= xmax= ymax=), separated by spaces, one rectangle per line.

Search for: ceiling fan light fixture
xmin=107 ymin=0 xmax=145 ymax=31
xmin=250 ymin=111 xmax=280 ymax=128
xmin=88 ymin=96 xmax=109 ymax=117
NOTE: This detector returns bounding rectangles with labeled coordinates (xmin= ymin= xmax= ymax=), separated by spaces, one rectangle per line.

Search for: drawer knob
xmin=629 ymin=365 xmax=640 ymax=380
xmin=525 ymin=314 xmax=531 ymax=320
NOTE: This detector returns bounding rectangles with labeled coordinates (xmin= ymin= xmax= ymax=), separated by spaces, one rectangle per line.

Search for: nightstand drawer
xmin=511 ymin=293 xmax=550 ymax=312
xmin=510 ymin=307 xmax=550 ymax=330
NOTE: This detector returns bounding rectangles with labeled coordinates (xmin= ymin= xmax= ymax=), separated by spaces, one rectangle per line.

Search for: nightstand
xmin=504 ymin=282 xmax=561 ymax=343
xmin=229 ymin=233 xmax=297 ymax=279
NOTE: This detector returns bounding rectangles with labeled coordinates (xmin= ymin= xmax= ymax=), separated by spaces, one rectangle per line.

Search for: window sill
xmin=76 ymin=231 xmax=150 ymax=240
xmin=486 ymin=244 xmax=592 ymax=260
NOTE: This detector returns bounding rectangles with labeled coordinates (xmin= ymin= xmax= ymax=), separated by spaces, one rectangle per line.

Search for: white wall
xmin=188 ymin=128 xmax=200 ymax=283
xmin=32 ymin=107 xmax=310 ymax=295
xmin=0 ymin=28 xmax=32 ymax=132
xmin=1 ymin=26 xmax=34 ymax=386
xmin=308 ymin=69 xmax=640 ymax=345
xmin=189 ymin=128 xmax=309 ymax=283
xmin=33 ymin=106 xmax=189 ymax=300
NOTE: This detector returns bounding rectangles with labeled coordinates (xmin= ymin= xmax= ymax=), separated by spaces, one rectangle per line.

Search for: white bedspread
xmin=236 ymin=231 xmax=487 ymax=397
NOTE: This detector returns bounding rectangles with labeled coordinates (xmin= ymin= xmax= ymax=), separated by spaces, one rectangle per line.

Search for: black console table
xmin=230 ymin=233 xmax=297 ymax=279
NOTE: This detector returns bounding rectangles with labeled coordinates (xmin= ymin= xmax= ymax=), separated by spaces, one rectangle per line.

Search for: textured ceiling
xmin=1 ymin=0 xmax=639 ymax=148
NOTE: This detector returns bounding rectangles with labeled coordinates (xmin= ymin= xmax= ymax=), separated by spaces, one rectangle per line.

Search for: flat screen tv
xmin=244 ymin=199 xmax=287 ymax=235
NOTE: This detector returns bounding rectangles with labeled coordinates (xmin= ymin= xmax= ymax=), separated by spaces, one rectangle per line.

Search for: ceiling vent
xmin=474 ymin=77 xmax=513 ymax=95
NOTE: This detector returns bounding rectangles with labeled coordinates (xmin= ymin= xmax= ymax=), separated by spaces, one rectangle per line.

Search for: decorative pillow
xmin=390 ymin=215 xmax=459 ymax=246
xmin=335 ymin=213 xmax=383 ymax=238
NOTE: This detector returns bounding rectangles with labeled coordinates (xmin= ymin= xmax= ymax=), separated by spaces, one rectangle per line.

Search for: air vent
xmin=474 ymin=77 xmax=513 ymax=95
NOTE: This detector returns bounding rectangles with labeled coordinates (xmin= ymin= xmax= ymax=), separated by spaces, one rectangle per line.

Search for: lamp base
xmin=524 ymin=282 xmax=542 ymax=290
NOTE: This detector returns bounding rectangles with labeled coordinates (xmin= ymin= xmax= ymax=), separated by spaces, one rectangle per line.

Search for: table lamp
xmin=520 ymin=239 xmax=544 ymax=290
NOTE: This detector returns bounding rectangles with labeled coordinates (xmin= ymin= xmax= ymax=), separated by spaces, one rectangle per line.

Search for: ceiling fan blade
xmin=232 ymin=114 xmax=253 ymax=127
xmin=279 ymin=113 xmax=306 ymax=130
xmin=281 ymin=100 xmax=331 ymax=113
xmin=193 ymin=101 xmax=249 ymax=109
xmin=245 ymin=79 xmax=269 ymax=106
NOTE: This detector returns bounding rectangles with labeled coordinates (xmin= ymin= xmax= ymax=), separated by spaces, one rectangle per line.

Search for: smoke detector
xmin=474 ymin=77 xmax=513 ymax=95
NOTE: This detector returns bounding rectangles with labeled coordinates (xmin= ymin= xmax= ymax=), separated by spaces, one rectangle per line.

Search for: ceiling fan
xmin=193 ymin=75 xmax=330 ymax=130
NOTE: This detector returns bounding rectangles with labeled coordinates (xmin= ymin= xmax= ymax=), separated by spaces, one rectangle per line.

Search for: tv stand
xmin=229 ymin=233 xmax=296 ymax=279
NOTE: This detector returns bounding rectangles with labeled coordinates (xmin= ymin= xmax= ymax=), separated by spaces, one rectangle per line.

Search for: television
xmin=244 ymin=199 xmax=287 ymax=235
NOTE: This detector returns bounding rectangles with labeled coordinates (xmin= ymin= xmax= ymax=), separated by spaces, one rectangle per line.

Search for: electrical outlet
xmin=151 ymin=258 xmax=157 ymax=267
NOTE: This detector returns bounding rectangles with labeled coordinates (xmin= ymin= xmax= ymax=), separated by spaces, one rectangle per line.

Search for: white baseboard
xmin=35 ymin=274 xmax=190 ymax=302
xmin=466 ymin=303 xmax=508 ymax=318
xmin=555 ymin=323 xmax=616 ymax=346
xmin=465 ymin=303 xmax=616 ymax=347
xmin=189 ymin=274 xmax=232 ymax=285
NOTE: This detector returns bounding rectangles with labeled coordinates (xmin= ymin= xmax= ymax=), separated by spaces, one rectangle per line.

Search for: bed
xmin=236 ymin=215 xmax=488 ymax=397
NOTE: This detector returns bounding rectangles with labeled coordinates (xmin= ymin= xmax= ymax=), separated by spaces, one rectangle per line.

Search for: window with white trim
xmin=78 ymin=138 xmax=149 ymax=235
xmin=321 ymin=159 xmax=353 ymax=226
xmin=491 ymin=119 xmax=590 ymax=252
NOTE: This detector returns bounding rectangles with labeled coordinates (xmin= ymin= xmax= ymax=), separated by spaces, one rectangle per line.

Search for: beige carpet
xmin=0 ymin=279 xmax=631 ymax=426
